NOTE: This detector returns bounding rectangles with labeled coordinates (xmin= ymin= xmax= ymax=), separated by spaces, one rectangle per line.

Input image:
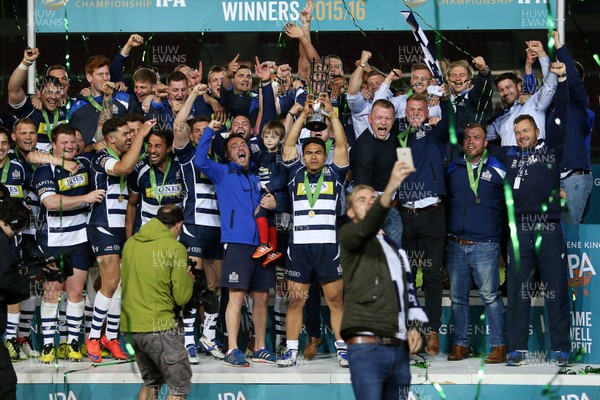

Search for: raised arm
xmin=223 ymin=53 xmax=240 ymax=91
xmin=254 ymin=57 xmax=275 ymax=135
xmin=8 ymin=48 xmax=39 ymax=106
xmin=348 ymin=51 xmax=371 ymax=96
xmin=283 ymin=95 xmax=315 ymax=162
xmin=284 ymin=22 xmax=320 ymax=82
xmin=297 ymin=0 xmax=315 ymax=81
xmin=320 ymin=93 xmax=348 ymax=167
xmin=109 ymin=119 xmax=156 ymax=177
xmin=110 ymin=34 xmax=144 ymax=84
xmin=174 ymin=84 xmax=208 ymax=148
xmin=553 ymin=31 xmax=589 ymax=109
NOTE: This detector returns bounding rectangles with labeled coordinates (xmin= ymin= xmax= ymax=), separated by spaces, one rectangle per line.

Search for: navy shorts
xmin=39 ymin=242 xmax=94 ymax=271
xmin=181 ymin=224 xmax=223 ymax=259
xmin=286 ymin=243 xmax=343 ymax=284
xmin=221 ymin=243 xmax=276 ymax=291
xmin=87 ymin=226 xmax=126 ymax=256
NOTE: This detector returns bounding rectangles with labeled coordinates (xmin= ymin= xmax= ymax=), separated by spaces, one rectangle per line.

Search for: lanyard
xmin=466 ymin=149 xmax=487 ymax=203
xmin=1 ymin=159 xmax=10 ymax=183
xmin=149 ymin=158 xmax=172 ymax=205
xmin=105 ymin=147 xmax=127 ymax=193
xmin=86 ymin=95 xmax=103 ymax=112
xmin=138 ymin=143 xmax=148 ymax=161
xmin=397 ymin=127 xmax=416 ymax=148
xmin=41 ymin=109 xmax=59 ymax=143
xmin=303 ymin=169 xmax=325 ymax=208
xmin=325 ymin=139 xmax=333 ymax=155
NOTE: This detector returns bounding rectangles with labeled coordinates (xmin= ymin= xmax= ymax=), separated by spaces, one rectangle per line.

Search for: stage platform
xmin=15 ymin=351 xmax=600 ymax=400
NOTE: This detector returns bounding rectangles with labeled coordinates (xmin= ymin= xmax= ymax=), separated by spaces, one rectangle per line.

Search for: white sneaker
xmin=186 ymin=344 xmax=200 ymax=365
xmin=276 ymin=349 xmax=298 ymax=367
xmin=337 ymin=349 xmax=349 ymax=368
xmin=20 ymin=338 xmax=40 ymax=358
xmin=199 ymin=336 xmax=225 ymax=360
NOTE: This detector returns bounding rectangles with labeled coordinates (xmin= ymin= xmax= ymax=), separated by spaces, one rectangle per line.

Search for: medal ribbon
xmin=86 ymin=95 xmax=103 ymax=112
xmin=149 ymin=158 xmax=172 ymax=205
xmin=466 ymin=149 xmax=487 ymax=200
xmin=303 ymin=169 xmax=325 ymax=208
xmin=1 ymin=159 xmax=10 ymax=183
xmin=325 ymin=139 xmax=333 ymax=155
xmin=41 ymin=109 xmax=59 ymax=143
xmin=105 ymin=147 xmax=127 ymax=194
xmin=397 ymin=126 xmax=416 ymax=148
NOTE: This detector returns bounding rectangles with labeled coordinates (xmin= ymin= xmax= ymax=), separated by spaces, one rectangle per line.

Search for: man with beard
xmin=445 ymin=123 xmax=506 ymax=364
xmin=8 ymin=48 xmax=67 ymax=153
xmin=491 ymin=62 xmax=571 ymax=367
xmin=126 ymin=129 xmax=185 ymax=237
xmin=172 ymin=85 xmax=226 ymax=362
xmin=194 ymin=122 xmax=277 ymax=367
xmin=487 ymin=40 xmax=555 ymax=146
xmin=85 ymin=117 xmax=156 ymax=363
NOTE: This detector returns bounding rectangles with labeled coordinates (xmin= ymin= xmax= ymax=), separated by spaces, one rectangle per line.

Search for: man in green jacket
xmin=340 ymin=160 xmax=428 ymax=400
xmin=121 ymin=204 xmax=194 ymax=400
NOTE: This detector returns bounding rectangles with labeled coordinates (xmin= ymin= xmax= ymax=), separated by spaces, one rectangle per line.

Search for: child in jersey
xmin=251 ymin=120 xmax=290 ymax=266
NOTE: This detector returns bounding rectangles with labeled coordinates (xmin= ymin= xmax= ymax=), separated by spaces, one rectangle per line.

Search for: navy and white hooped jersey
xmin=0 ymin=158 xmax=26 ymax=199
xmin=88 ymin=149 xmax=129 ymax=228
xmin=33 ymin=157 xmax=91 ymax=247
xmin=9 ymin=97 xmax=67 ymax=153
xmin=10 ymin=149 xmax=40 ymax=235
xmin=128 ymin=156 xmax=185 ymax=229
xmin=285 ymin=160 xmax=348 ymax=245
xmin=174 ymin=142 xmax=220 ymax=228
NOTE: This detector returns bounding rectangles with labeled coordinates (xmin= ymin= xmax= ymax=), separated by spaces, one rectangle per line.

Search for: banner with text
xmin=36 ymin=0 xmax=557 ymax=33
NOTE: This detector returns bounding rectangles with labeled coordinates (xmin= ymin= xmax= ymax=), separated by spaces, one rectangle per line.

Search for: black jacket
xmin=340 ymin=198 xmax=426 ymax=339
xmin=0 ymin=231 xmax=31 ymax=334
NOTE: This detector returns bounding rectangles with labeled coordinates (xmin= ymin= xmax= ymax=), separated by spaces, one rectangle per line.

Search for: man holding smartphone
xmin=341 ymin=160 xmax=428 ymax=400
xmin=397 ymin=91 xmax=450 ymax=355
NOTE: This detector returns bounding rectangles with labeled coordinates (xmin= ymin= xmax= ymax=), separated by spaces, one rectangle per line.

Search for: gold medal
xmin=118 ymin=195 xmax=124 ymax=203
xmin=308 ymin=210 xmax=316 ymax=218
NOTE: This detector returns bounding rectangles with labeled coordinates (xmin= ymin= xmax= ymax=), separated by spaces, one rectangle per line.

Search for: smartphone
xmin=396 ymin=147 xmax=414 ymax=169
xmin=26 ymin=47 xmax=33 ymax=56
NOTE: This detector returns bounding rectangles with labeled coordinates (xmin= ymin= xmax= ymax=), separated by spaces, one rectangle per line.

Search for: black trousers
xmin=400 ymin=205 xmax=446 ymax=332
xmin=506 ymin=220 xmax=570 ymax=352
xmin=0 ymin=343 xmax=17 ymax=400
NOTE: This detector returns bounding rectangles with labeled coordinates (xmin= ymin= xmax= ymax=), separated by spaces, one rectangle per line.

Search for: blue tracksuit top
xmin=193 ymin=127 xmax=260 ymax=245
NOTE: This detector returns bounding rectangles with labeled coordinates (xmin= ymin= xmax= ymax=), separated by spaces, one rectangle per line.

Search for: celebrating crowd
xmin=0 ymin=1 xmax=595 ymax=399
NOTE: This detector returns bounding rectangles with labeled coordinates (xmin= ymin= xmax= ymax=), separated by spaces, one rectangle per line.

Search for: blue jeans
xmin=446 ymin=240 xmax=505 ymax=348
xmin=561 ymin=173 xmax=593 ymax=224
xmin=347 ymin=343 xmax=411 ymax=400
xmin=383 ymin=207 xmax=403 ymax=245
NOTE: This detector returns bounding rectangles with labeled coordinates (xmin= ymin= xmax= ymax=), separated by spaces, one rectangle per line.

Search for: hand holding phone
xmin=396 ymin=147 xmax=414 ymax=169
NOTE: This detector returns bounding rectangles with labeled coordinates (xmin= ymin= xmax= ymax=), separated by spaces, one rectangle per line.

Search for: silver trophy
xmin=305 ymin=58 xmax=331 ymax=132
